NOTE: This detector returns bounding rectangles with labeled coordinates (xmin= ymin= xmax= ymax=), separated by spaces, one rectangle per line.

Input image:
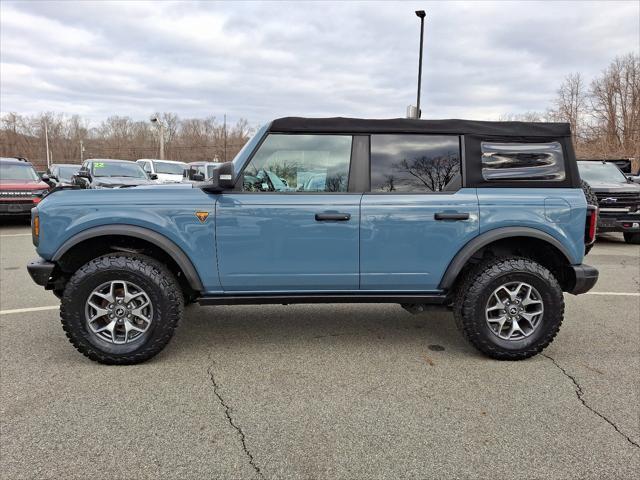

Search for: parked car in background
xmin=73 ymin=159 xmax=157 ymax=189
xmin=578 ymin=160 xmax=640 ymax=244
xmin=0 ymin=157 xmax=49 ymax=217
xmin=27 ymin=117 xmax=598 ymax=364
xmin=45 ymin=164 xmax=80 ymax=186
xmin=136 ymin=159 xmax=187 ymax=183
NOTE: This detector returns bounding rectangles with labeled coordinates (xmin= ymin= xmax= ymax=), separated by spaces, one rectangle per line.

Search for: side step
xmin=198 ymin=293 xmax=448 ymax=306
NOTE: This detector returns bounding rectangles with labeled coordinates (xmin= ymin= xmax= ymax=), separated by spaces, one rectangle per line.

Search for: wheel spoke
xmin=87 ymin=300 xmax=109 ymax=319
xmin=505 ymin=318 xmax=525 ymax=339
xmin=92 ymin=319 xmax=116 ymax=334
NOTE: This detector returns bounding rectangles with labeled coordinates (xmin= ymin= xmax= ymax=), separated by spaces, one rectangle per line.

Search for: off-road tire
xmin=623 ymin=232 xmax=640 ymax=244
xmin=453 ymin=257 xmax=564 ymax=360
xmin=60 ymin=253 xmax=183 ymax=365
xmin=581 ymin=180 xmax=598 ymax=255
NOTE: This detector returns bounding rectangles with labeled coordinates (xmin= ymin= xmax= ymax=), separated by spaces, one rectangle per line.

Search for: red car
xmin=0 ymin=157 xmax=50 ymax=217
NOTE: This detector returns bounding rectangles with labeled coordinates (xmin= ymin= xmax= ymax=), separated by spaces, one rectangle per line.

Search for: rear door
xmin=360 ymin=134 xmax=479 ymax=291
xmin=216 ymin=133 xmax=361 ymax=292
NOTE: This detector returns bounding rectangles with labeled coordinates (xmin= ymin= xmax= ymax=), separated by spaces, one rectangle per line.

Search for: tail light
xmin=585 ymin=205 xmax=597 ymax=245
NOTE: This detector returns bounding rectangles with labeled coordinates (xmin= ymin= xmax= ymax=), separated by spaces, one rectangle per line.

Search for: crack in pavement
xmin=207 ymin=357 xmax=265 ymax=479
xmin=542 ymin=354 xmax=640 ymax=450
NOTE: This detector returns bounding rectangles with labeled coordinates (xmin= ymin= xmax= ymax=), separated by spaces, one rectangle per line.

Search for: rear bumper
xmin=27 ymin=257 xmax=55 ymax=287
xmin=567 ymin=264 xmax=599 ymax=295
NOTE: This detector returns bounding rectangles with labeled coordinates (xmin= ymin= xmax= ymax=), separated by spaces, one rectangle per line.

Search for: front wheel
xmin=623 ymin=232 xmax=640 ymax=244
xmin=60 ymin=253 xmax=184 ymax=364
xmin=454 ymin=258 xmax=564 ymax=360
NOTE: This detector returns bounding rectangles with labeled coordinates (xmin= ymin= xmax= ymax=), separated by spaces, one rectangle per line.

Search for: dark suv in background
xmin=578 ymin=160 xmax=640 ymax=244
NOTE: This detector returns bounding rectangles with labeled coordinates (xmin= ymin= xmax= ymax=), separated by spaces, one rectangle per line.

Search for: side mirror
xmin=77 ymin=170 xmax=91 ymax=180
xmin=192 ymin=172 xmax=205 ymax=182
xmin=149 ymin=173 xmax=158 ymax=180
xmin=41 ymin=173 xmax=55 ymax=188
xmin=201 ymin=162 xmax=234 ymax=193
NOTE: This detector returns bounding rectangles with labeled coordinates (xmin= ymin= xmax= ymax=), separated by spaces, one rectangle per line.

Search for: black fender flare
xmin=52 ymin=225 xmax=204 ymax=292
xmin=438 ymin=227 xmax=574 ymax=290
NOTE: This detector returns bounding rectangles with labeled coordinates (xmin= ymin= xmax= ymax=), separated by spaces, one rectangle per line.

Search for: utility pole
xmin=415 ymin=10 xmax=426 ymax=119
xmin=44 ymin=119 xmax=51 ymax=168
xmin=80 ymin=140 xmax=85 ymax=162
xmin=223 ymin=114 xmax=227 ymax=162
xmin=150 ymin=115 xmax=165 ymax=160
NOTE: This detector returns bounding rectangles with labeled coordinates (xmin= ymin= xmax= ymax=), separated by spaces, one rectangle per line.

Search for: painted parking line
xmin=585 ymin=291 xmax=640 ymax=297
xmin=0 ymin=305 xmax=58 ymax=315
xmin=0 ymin=233 xmax=31 ymax=237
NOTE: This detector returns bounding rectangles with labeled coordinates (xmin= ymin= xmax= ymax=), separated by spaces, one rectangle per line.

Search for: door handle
xmin=315 ymin=213 xmax=351 ymax=221
xmin=434 ymin=212 xmax=470 ymax=221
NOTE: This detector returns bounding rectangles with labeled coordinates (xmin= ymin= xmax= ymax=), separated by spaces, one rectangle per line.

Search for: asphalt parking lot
xmin=1 ymin=220 xmax=639 ymax=479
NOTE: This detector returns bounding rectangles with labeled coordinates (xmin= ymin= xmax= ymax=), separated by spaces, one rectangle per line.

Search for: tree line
xmin=0 ymin=112 xmax=253 ymax=169
xmin=501 ymin=53 xmax=639 ymax=165
xmin=1 ymin=53 xmax=637 ymax=171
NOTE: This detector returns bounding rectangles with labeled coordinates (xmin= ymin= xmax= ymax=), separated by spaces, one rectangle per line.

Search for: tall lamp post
xmin=415 ymin=10 xmax=426 ymax=119
xmin=150 ymin=115 xmax=165 ymax=160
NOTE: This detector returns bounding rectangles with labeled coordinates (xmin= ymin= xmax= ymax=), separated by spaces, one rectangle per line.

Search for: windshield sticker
xmin=94 ymin=162 xmax=105 ymax=168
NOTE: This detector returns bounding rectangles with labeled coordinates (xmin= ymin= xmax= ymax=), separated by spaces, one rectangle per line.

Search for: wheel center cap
xmin=509 ymin=307 xmax=518 ymax=315
xmin=115 ymin=307 xmax=127 ymax=317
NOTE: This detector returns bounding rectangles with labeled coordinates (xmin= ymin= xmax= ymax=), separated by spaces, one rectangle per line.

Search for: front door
xmin=216 ymin=133 xmax=360 ymax=292
xmin=360 ymin=134 xmax=479 ymax=291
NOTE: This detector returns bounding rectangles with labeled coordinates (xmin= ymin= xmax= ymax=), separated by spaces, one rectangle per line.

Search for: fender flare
xmin=438 ymin=227 xmax=574 ymax=290
xmin=52 ymin=225 xmax=204 ymax=292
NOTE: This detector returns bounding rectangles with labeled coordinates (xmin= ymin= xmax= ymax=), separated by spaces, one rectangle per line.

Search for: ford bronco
xmin=27 ymin=117 xmax=599 ymax=364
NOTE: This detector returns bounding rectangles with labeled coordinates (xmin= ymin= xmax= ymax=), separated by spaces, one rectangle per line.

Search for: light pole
xmin=150 ymin=115 xmax=165 ymax=160
xmin=415 ymin=10 xmax=426 ymax=119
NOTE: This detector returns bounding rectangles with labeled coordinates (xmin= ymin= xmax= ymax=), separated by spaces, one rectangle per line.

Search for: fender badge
xmin=195 ymin=211 xmax=209 ymax=223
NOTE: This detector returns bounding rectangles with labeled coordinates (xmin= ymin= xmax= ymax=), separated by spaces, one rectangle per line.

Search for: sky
xmin=1 ymin=0 xmax=638 ymax=127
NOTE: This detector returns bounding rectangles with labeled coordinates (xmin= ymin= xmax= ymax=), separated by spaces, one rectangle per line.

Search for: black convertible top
xmin=269 ymin=117 xmax=571 ymax=138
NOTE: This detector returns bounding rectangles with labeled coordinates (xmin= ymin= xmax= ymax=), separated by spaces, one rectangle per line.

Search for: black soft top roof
xmin=270 ymin=117 xmax=570 ymax=138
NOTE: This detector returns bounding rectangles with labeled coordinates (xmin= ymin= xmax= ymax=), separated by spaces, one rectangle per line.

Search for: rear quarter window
xmin=481 ymin=142 xmax=565 ymax=181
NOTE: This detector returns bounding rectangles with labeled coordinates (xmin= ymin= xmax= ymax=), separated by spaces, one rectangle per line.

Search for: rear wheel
xmin=623 ymin=232 xmax=640 ymax=244
xmin=60 ymin=253 xmax=183 ymax=364
xmin=454 ymin=257 xmax=564 ymax=360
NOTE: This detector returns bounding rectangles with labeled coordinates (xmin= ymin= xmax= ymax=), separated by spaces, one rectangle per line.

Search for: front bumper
xmin=597 ymin=213 xmax=640 ymax=233
xmin=27 ymin=257 xmax=55 ymax=287
xmin=0 ymin=202 xmax=38 ymax=215
xmin=567 ymin=264 xmax=599 ymax=295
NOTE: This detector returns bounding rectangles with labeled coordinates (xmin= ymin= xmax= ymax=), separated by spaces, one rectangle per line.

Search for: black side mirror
xmin=41 ymin=173 xmax=55 ymax=188
xmin=201 ymin=162 xmax=234 ymax=193
xmin=192 ymin=172 xmax=205 ymax=182
xmin=77 ymin=170 xmax=91 ymax=180
xmin=149 ymin=173 xmax=158 ymax=180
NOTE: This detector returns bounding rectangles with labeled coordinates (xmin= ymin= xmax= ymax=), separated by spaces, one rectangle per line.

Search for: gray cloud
xmin=1 ymin=0 xmax=638 ymax=126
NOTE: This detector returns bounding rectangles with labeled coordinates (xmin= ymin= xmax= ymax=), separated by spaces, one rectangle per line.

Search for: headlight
xmin=31 ymin=209 xmax=40 ymax=246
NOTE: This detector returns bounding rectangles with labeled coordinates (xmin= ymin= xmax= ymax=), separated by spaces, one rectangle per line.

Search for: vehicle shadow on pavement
xmin=169 ymin=304 xmax=476 ymax=360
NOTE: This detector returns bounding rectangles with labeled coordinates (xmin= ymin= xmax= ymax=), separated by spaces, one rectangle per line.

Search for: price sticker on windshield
xmin=94 ymin=162 xmax=105 ymax=168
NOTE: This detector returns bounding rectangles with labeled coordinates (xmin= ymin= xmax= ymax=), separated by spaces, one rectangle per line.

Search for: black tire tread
xmin=60 ymin=253 xmax=183 ymax=365
xmin=453 ymin=257 xmax=564 ymax=360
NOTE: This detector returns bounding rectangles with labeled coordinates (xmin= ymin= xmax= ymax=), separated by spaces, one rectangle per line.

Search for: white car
xmin=136 ymin=159 xmax=187 ymax=183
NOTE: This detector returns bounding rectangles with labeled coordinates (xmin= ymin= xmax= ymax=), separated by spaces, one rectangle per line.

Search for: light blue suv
xmin=27 ymin=117 xmax=599 ymax=364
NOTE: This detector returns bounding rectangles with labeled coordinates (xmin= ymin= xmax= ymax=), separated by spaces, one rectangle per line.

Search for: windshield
xmin=58 ymin=166 xmax=79 ymax=181
xmin=155 ymin=161 xmax=187 ymax=175
xmin=0 ymin=163 xmax=39 ymax=181
xmin=91 ymin=161 xmax=148 ymax=178
xmin=578 ymin=162 xmax=628 ymax=184
xmin=232 ymin=124 xmax=268 ymax=173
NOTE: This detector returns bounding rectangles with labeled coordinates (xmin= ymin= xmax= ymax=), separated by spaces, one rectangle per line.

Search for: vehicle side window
xmin=242 ymin=134 xmax=352 ymax=193
xmin=370 ymin=135 xmax=461 ymax=192
xmin=481 ymin=142 xmax=565 ymax=181
xmin=142 ymin=162 xmax=152 ymax=173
